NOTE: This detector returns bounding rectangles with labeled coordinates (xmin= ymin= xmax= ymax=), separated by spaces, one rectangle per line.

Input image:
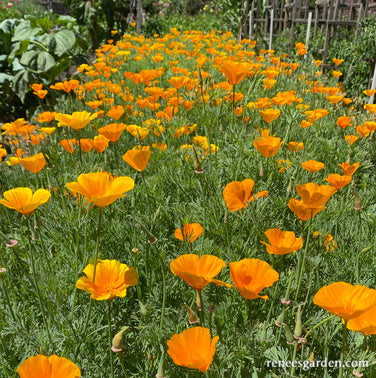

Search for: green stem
xmin=197 ymin=290 xmax=205 ymax=326
xmin=294 ymin=214 xmax=313 ymax=301
xmin=107 ymin=301 xmax=114 ymax=378
xmin=354 ymin=211 xmax=362 ymax=282
xmin=117 ymin=352 xmax=129 ymax=377
xmin=339 ymin=321 xmax=348 ymax=378
xmin=301 ymin=315 xmax=337 ymax=342
xmin=93 ymin=207 xmax=104 ymax=282
xmin=26 ymin=216 xmax=53 ymax=349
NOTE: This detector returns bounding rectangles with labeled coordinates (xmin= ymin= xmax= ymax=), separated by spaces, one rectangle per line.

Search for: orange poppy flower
xmin=336 ymin=116 xmax=352 ymax=129
xmin=126 ymin=125 xmax=149 ymax=140
xmin=98 ymin=123 xmax=127 ymax=142
xmin=107 ymin=105 xmax=125 ymax=120
xmin=229 ymin=258 xmax=279 ymax=300
xmin=17 ymin=354 xmax=81 ymax=378
xmin=301 ymin=160 xmax=324 ymax=173
xmin=259 ymin=109 xmax=281 ymax=123
xmin=152 ymin=142 xmax=167 ymax=151
xmin=296 ymin=183 xmax=337 ymax=209
xmin=170 ymin=254 xmax=231 ymax=291
xmin=332 ymin=58 xmax=344 ymax=66
xmin=35 ymin=111 xmax=56 ymax=123
xmin=78 ymin=139 xmax=93 ymax=153
xmin=60 ymin=139 xmax=76 ymax=153
xmin=90 ymin=135 xmax=109 ymax=153
xmin=287 ymin=141 xmax=304 ymax=152
xmin=0 ymin=187 xmax=50 ymax=215
xmin=363 ymin=89 xmax=376 ymax=97
xmin=76 ymin=259 xmax=138 ymax=300
xmin=167 ymin=327 xmax=219 ymax=373
xmin=253 ymin=135 xmax=283 ymax=158
xmin=338 ymin=162 xmax=359 ymax=176
xmin=344 ymin=135 xmax=358 ymax=145
xmin=174 ymin=223 xmax=203 ymax=242
xmin=324 ymin=174 xmax=352 ymax=189
xmin=313 ymin=282 xmax=376 ymax=320
xmin=332 ymin=70 xmax=343 ymax=78
xmin=261 ymin=228 xmax=303 ymax=255
xmin=66 ymin=172 xmax=134 ymax=208
xmin=219 ymin=60 xmax=252 ymax=85
xmin=55 ymin=111 xmax=97 ymax=130
xmin=122 ymin=146 xmax=151 ymax=171
xmin=347 ymin=306 xmax=376 ymax=335
xmin=167 ymin=76 xmax=191 ymax=90
xmin=364 ymin=104 xmax=376 ymax=114
xmin=19 ymin=153 xmax=46 ymax=174
xmin=288 ymin=199 xmax=326 ymax=221
xmin=223 ymin=179 xmax=268 ymax=212
xmin=39 ymin=127 xmax=56 ymax=135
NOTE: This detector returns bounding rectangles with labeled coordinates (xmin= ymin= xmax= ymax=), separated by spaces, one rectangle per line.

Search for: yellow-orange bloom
xmin=66 ymin=172 xmax=134 ymax=208
xmin=324 ymin=174 xmax=352 ymax=189
xmin=338 ymin=162 xmax=359 ymax=176
xmin=287 ymin=141 xmax=304 ymax=152
xmin=122 ymin=146 xmax=151 ymax=171
xmin=223 ymin=179 xmax=268 ymax=212
xmin=19 ymin=152 xmax=46 ymax=174
xmin=288 ymin=199 xmax=326 ymax=221
xmin=261 ymin=228 xmax=303 ymax=255
xmin=259 ymin=109 xmax=281 ymax=123
xmin=347 ymin=306 xmax=376 ymax=335
xmin=336 ymin=116 xmax=352 ymax=129
xmin=0 ymin=187 xmax=50 ymax=215
xmin=17 ymin=354 xmax=81 ymax=378
xmin=55 ymin=111 xmax=97 ymax=130
xmin=219 ymin=60 xmax=252 ymax=85
xmin=167 ymin=327 xmax=219 ymax=373
xmin=76 ymin=259 xmax=138 ymax=300
xmin=170 ymin=254 xmax=231 ymax=291
xmin=345 ymin=135 xmax=358 ymax=145
xmin=296 ymin=183 xmax=337 ymax=209
xmin=229 ymin=258 xmax=279 ymax=300
xmin=253 ymin=135 xmax=283 ymax=158
xmin=98 ymin=123 xmax=127 ymax=142
xmin=174 ymin=223 xmax=203 ymax=242
xmin=313 ymin=282 xmax=376 ymax=320
xmin=301 ymin=160 xmax=324 ymax=173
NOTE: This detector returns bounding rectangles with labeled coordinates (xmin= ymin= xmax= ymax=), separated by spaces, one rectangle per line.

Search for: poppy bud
xmin=139 ymin=301 xmax=147 ymax=316
xmin=361 ymin=245 xmax=373 ymax=254
xmin=156 ymin=352 xmax=166 ymax=378
xmin=283 ymin=323 xmax=295 ymax=344
xmin=184 ymin=302 xmax=199 ymax=324
xmin=275 ymin=311 xmax=284 ymax=327
xmin=354 ymin=189 xmax=363 ymax=211
xmin=111 ymin=326 xmax=128 ymax=352
xmin=294 ymin=305 xmax=302 ymax=339
xmin=138 ymin=222 xmax=158 ymax=244
xmin=192 ymin=145 xmax=204 ymax=174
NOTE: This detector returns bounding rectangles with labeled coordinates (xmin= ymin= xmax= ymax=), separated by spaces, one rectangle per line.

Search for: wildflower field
xmin=1 ymin=28 xmax=376 ymax=377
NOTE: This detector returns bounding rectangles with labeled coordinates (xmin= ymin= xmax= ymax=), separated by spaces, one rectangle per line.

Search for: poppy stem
xmin=107 ymin=301 xmax=115 ymax=378
xmin=116 ymin=351 xmax=129 ymax=377
xmin=294 ymin=214 xmax=313 ymax=301
xmin=197 ymin=290 xmax=205 ymax=326
xmin=354 ymin=210 xmax=362 ymax=282
xmin=92 ymin=207 xmax=104 ymax=282
xmin=25 ymin=215 xmax=54 ymax=350
xmin=339 ymin=321 xmax=348 ymax=378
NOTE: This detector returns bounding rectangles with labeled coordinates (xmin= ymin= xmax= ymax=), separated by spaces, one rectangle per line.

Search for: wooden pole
xmin=369 ymin=62 xmax=376 ymax=104
xmin=269 ymin=8 xmax=274 ymax=50
xmin=136 ymin=0 xmax=142 ymax=34
xmin=305 ymin=11 xmax=312 ymax=48
xmin=249 ymin=10 xmax=253 ymax=39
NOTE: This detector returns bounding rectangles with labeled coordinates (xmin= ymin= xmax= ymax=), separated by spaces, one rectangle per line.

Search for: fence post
xmin=305 ymin=11 xmax=312 ymax=49
xmin=269 ymin=8 xmax=274 ymax=50
xmin=369 ymin=62 xmax=376 ymax=104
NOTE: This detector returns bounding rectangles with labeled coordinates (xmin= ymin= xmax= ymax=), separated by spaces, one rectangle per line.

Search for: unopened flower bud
xmin=283 ymin=323 xmax=295 ymax=344
xmin=111 ymin=326 xmax=128 ymax=352
xmin=275 ymin=311 xmax=284 ymax=327
xmin=184 ymin=302 xmax=199 ymax=324
xmin=354 ymin=189 xmax=363 ymax=211
xmin=294 ymin=305 xmax=302 ymax=339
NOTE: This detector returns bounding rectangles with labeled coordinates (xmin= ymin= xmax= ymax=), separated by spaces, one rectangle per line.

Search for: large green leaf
xmin=8 ymin=40 xmax=30 ymax=63
xmin=12 ymin=69 xmax=29 ymax=102
xmin=37 ymin=51 xmax=56 ymax=72
xmin=12 ymin=20 xmax=43 ymax=42
xmin=0 ymin=18 xmax=17 ymax=34
xmin=38 ymin=33 xmax=56 ymax=51
xmin=20 ymin=50 xmax=39 ymax=70
xmin=54 ymin=29 xmax=76 ymax=57
xmin=0 ymin=73 xmax=13 ymax=84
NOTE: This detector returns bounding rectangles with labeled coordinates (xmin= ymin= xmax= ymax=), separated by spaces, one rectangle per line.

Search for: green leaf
xmin=20 ymin=50 xmax=39 ymax=70
xmin=12 ymin=69 xmax=29 ymax=103
xmin=12 ymin=20 xmax=43 ymax=42
xmin=0 ymin=73 xmax=13 ymax=84
xmin=54 ymin=29 xmax=76 ymax=57
xmin=8 ymin=40 xmax=30 ymax=63
xmin=0 ymin=18 xmax=17 ymax=34
xmin=37 ymin=51 xmax=56 ymax=72
xmin=38 ymin=33 xmax=56 ymax=51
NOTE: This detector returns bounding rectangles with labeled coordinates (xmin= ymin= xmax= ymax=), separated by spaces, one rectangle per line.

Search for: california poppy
xmin=170 ymin=254 xmax=231 ymax=291
xmin=288 ymin=199 xmax=326 ymax=221
xmin=17 ymin=354 xmax=81 ymax=378
xmin=98 ymin=123 xmax=127 ymax=142
xmin=296 ymin=183 xmax=337 ymax=209
xmin=55 ymin=111 xmax=97 ymax=130
xmin=261 ymin=228 xmax=303 ymax=255
xmin=19 ymin=153 xmax=46 ymax=174
xmin=223 ymin=179 xmax=268 ymax=212
xmin=0 ymin=187 xmax=50 ymax=215
xmin=287 ymin=141 xmax=304 ymax=152
xmin=174 ymin=223 xmax=203 ymax=242
xmin=76 ymin=259 xmax=138 ymax=300
xmin=90 ymin=135 xmax=109 ymax=153
xmin=336 ymin=116 xmax=352 ymax=129
xmin=167 ymin=327 xmax=219 ymax=373
xmin=301 ymin=160 xmax=324 ymax=173
xmin=347 ymin=306 xmax=376 ymax=335
xmin=313 ymin=282 xmax=376 ymax=320
xmin=122 ymin=146 xmax=151 ymax=171
xmin=219 ymin=60 xmax=252 ymax=85
xmin=229 ymin=258 xmax=279 ymax=300
xmin=253 ymin=135 xmax=283 ymax=158
xmin=324 ymin=174 xmax=352 ymax=189
xmin=259 ymin=109 xmax=281 ymax=123
xmin=66 ymin=172 xmax=134 ymax=208
xmin=338 ymin=162 xmax=359 ymax=176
